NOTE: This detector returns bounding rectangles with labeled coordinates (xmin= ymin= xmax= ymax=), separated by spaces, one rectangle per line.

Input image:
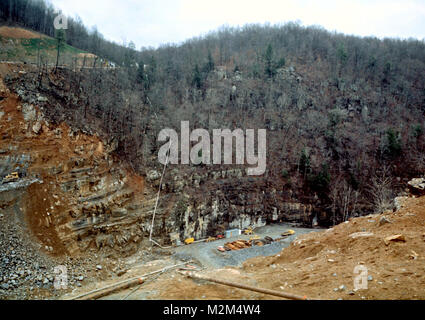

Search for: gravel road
xmin=173 ymin=223 xmax=321 ymax=268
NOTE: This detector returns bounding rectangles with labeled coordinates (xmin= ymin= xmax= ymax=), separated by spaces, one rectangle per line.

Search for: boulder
xmin=384 ymin=234 xmax=406 ymax=245
xmin=407 ymin=177 xmax=425 ymax=195
xmin=378 ymin=216 xmax=391 ymax=226
xmin=394 ymin=196 xmax=409 ymax=210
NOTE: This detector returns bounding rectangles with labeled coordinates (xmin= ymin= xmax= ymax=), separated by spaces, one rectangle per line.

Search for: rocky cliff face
xmin=1 ymin=65 xmax=318 ymax=258
xmin=149 ymin=167 xmax=315 ymax=241
xmin=0 ymin=74 xmax=151 ymax=256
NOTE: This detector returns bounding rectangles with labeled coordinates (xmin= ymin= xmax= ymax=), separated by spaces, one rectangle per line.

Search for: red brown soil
xmin=0 ymin=67 xmax=145 ymax=257
xmin=0 ymin=91 xmax=102 ymax=256
xmin=240 ymin=195 xmax=425 ymax=300
xmin=0 ymin=26 xmax=47 ymax=39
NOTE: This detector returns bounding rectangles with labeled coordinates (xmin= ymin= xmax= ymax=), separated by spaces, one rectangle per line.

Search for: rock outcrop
xmin=407 ymin=177 xmax=425 ymax=195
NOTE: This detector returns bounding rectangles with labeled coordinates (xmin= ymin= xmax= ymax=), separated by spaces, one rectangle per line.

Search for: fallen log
xmin=180 ymin=271 xmax=313 ymax=300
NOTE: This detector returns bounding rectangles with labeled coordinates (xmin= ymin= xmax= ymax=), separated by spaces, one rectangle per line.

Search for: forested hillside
xmin=2 ymin=0 xmax=425 ymax=226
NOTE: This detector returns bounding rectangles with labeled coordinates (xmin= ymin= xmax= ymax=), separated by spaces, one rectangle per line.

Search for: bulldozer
xmin=2 ymin=172 xmax=19 ymax=184
xmin=184 ymin=237 xmax=195 ymax=245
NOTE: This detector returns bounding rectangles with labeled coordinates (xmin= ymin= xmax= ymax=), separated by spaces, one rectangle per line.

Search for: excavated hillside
xmin=0 ymin=63 xmax=168 ymax=299
xmin=91 ymin=193 xmax=423 ymax=300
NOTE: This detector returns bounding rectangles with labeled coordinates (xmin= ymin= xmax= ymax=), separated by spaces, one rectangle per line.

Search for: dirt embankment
xmin=0 ymin=26 xmax=47 ymax=39
xmin=240 ymin=195 xmax=425 ymax=300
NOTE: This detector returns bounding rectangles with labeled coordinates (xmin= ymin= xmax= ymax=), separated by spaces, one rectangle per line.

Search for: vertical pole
xmin=149 ymin=139 xmax=172 ymax=243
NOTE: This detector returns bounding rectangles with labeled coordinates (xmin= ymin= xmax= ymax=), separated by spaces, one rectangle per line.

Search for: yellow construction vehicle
xmin=2 ymin=172 xmax=19 ymax=183
xmin=249 ymin=235 xmax=260 ymax=241
xmin=184 ymin=237 xmax=195 ymax=245
xmin=281 ymin=229 xmax=296 ymax=237
xmin=244 ymin=226 xmax=254 ymax=235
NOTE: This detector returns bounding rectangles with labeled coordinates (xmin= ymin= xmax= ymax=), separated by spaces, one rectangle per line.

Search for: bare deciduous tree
xmin=368 ymin=166 xmax=394 ymax=213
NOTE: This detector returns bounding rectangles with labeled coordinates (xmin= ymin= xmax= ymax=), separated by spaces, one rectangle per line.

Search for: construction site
xmin=0 ymin=6 xmax=424 ymax=303
xmin=0 ymin=62 xmax=424 ymax=299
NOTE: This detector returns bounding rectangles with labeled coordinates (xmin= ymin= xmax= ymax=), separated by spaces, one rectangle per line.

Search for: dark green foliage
xmin=348 ymin=172 xmax=359 ymax=190
xmin=202 ymin=51 xmax=215 ymax=74
xmin=367 ymin=55 xmax=377 ymax=70
xmin=411 ymin=124 xmax=423 ymax=138
xmin=191 ymin=52 xmax=216 ymax=89
xmin=337 ymin=43 xmax=347 ymax=65
xmin=123 ymin=43 xmax=136 ymax=68
xmin=307 ymin=164 xmax=331 ymax=192
xmin=383 ymin=61 xmax=392 ymax=83
xmin=263 ymin=44 xmax=286 ymax=78
xmin=136 ymin=60 xmax=145 ymax=85
xmin=384 ymin=128 xmax=402 ymax=159
xmin=328 ymin=111 xmax=342 ymax=127
xmin=299 ymin=149 xmax=311 ymax=175
xmin=192 ymin=64 xmax=202 ymax=89
xmin=276 ymin=57 xmax=286 ymax=68
xmin=137 ymin=56 xmax=157 ymax=90
xmin=144 ymin=56 xmax=157 ymax=90
xmin=264 ymin=43 xmax=275 ymax=78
